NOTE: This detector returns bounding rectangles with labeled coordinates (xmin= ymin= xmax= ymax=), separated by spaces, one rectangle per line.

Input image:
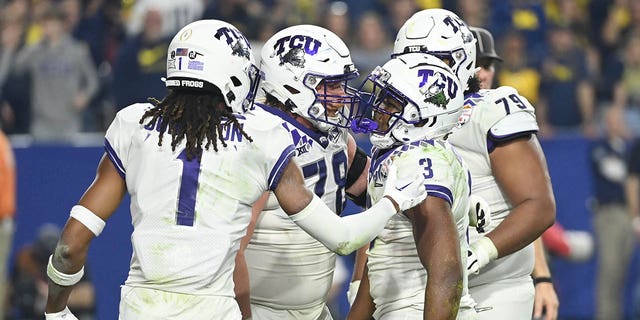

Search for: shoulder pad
xmin=489 ymin=111 xmax=538 ymax=139
xmin=468 ymin=87 xmax=538 ymax=137
xmin=242 ymin=107 xmax=290 ymax=132
xmin=484 ymin=86 xmax=535 ymax=112
xmin=116 ymin=103 xmax=153 ymax=125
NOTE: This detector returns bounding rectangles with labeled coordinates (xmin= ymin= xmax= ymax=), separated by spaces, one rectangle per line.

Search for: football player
xmin=234 ymin=24 xmax=371 ymax=320
xmin=470 ymin=26 xmax=559 ymax=320
xmin=393 ymin=9 xmax=556 ymax=320
xmin=348 ymin=53 xmax=477 ymax=320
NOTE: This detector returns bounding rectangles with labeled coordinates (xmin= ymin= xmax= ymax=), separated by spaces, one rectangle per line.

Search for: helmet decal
xmin=393 ymin=9 xmax=476 ymax=91
xmin=418 ymin=69 xmax=459 ymax=108
xmin=424 ymin=90 xmax=449 ymax=109
xmin=165 ymin=20 xmax=260 ymax=113
xmin=273 ymin=35 xmax=322 ymax=56
xmin=279 ymin=47 xmax=306 ymax=67
xmin=352 ymin=53 xmax=464 ymax=148
xmin=231 ymin=41 xmax=251 ymax=59
xmin=214 ymin=27 xmax=252 ymax=60
xmin=259 ymin=25 xmax=359 ymax=131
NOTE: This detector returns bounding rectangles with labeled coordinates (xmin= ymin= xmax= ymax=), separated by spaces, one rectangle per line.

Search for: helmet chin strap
xmin=390 ymin=121 xmax=430 ymax=145
xmin=370 ymin=133 xmax=395 ymax=149
xmin=311 ymin=118 xmax=333 ymax=132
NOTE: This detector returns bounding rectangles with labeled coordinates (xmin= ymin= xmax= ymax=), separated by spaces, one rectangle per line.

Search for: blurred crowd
xmin=0 ymin=0 xmax=638 ymax=142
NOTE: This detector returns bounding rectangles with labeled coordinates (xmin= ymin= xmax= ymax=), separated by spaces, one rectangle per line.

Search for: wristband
xmin=533 ymin=276 xmax=553 ymax=285
xmin=472 ymin=236 xmax=498 ymax=262
xmin=44 ymin=306 xmax=78 ymax=320
xmin=47 ymin=255 xmax=84 ymax=286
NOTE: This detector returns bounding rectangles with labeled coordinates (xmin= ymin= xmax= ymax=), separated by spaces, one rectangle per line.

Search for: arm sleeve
xmin=289 ymin=194 xmax=396 ymax=256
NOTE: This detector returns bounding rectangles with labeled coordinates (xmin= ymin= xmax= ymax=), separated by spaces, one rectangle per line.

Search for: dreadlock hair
xmin=139 ymin=87 xmax=253 ymax=161
xmin=264 ymin=92 xmax=292 ymax=112
xmin=464 ymin=76 xmax=481 ymax=96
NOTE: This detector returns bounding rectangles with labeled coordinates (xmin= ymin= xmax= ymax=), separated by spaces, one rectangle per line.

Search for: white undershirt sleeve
xmin=289 ymin=194 xmax=396 ymax=255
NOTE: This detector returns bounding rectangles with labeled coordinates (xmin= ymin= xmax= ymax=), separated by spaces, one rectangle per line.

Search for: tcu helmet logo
xmin=443 ymin=15 xmax=474 ymax=44
xmin=417 ymin=69 xmax=458 ymax=109
xmin=280 ymin=48 xmax=305 ymax=67
xmin=273 ymin=35 xmax=322 ymax=67
xmin=214 ymin=27 xmax=252 ymax=59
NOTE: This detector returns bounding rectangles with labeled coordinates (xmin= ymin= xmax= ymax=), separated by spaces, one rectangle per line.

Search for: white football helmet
xmin=393 ymin=9 xmax=476 ymax=91
xmin=352 ymin=53 xmax=464 ymax=149
xmin=259 ymin=24 xmax=360 ymax=132
xmin=165 ymin=19 xmax=260 ymax=113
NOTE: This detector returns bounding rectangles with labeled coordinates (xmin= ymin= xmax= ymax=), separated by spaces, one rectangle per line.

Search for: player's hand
xmin=468 ymin=194 xmax=491 ymax=231
xmin=466 ymin=248 xmax=480 ymax=274
xmin=44 ymin=306 xmax=79 ymax=320
xmin=466 ymin=237 xmax=498 ymax=274
xmin=532 ymin=281 xmax=559 ymax=320
xmin=382 ymin=164 xmax=427 ymax=212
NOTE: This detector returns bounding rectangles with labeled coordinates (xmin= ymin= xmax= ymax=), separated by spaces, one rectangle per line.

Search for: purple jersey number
xmin=301 ymin=150 xmax=348 ymax=214
xmin=175 ymin=150 xmax=202 ymax=226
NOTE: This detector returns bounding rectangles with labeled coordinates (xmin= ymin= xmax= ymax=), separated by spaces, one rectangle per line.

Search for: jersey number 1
xmin=176 ymin=150 xmax=202 ymax=226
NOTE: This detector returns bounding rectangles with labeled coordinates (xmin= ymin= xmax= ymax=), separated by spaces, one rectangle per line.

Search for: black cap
xmin=470 ymin=27 xmax=502 ymax=62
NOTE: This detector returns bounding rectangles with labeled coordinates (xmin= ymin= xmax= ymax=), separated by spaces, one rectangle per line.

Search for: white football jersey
xmin=448 ymin=86 xmax=539 ymax=287
xmin=104 ymin=102 xmax=295 ymax=297
xmin=245 ymin=103 xmax=349 ymax=311
xmin=365 ymin=139 xmax=475 ymax=319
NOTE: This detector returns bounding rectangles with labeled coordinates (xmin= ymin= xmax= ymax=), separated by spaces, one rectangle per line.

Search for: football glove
xmin=467 ymin=236 xmax=498 ymax=274
xmin=468 ymin=195 xmax=491 ymax=233
xmin=382 ymin=164 xmax=427 ymax=212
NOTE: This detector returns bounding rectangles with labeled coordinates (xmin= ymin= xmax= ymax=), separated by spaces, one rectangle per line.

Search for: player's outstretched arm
xmin=275 ymin=161 xmax=426 ymax=255
xmin=408 ymin=196 xmax=462 ymax=320
xmin=46 ymin=154 xmax=126 ymax=316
